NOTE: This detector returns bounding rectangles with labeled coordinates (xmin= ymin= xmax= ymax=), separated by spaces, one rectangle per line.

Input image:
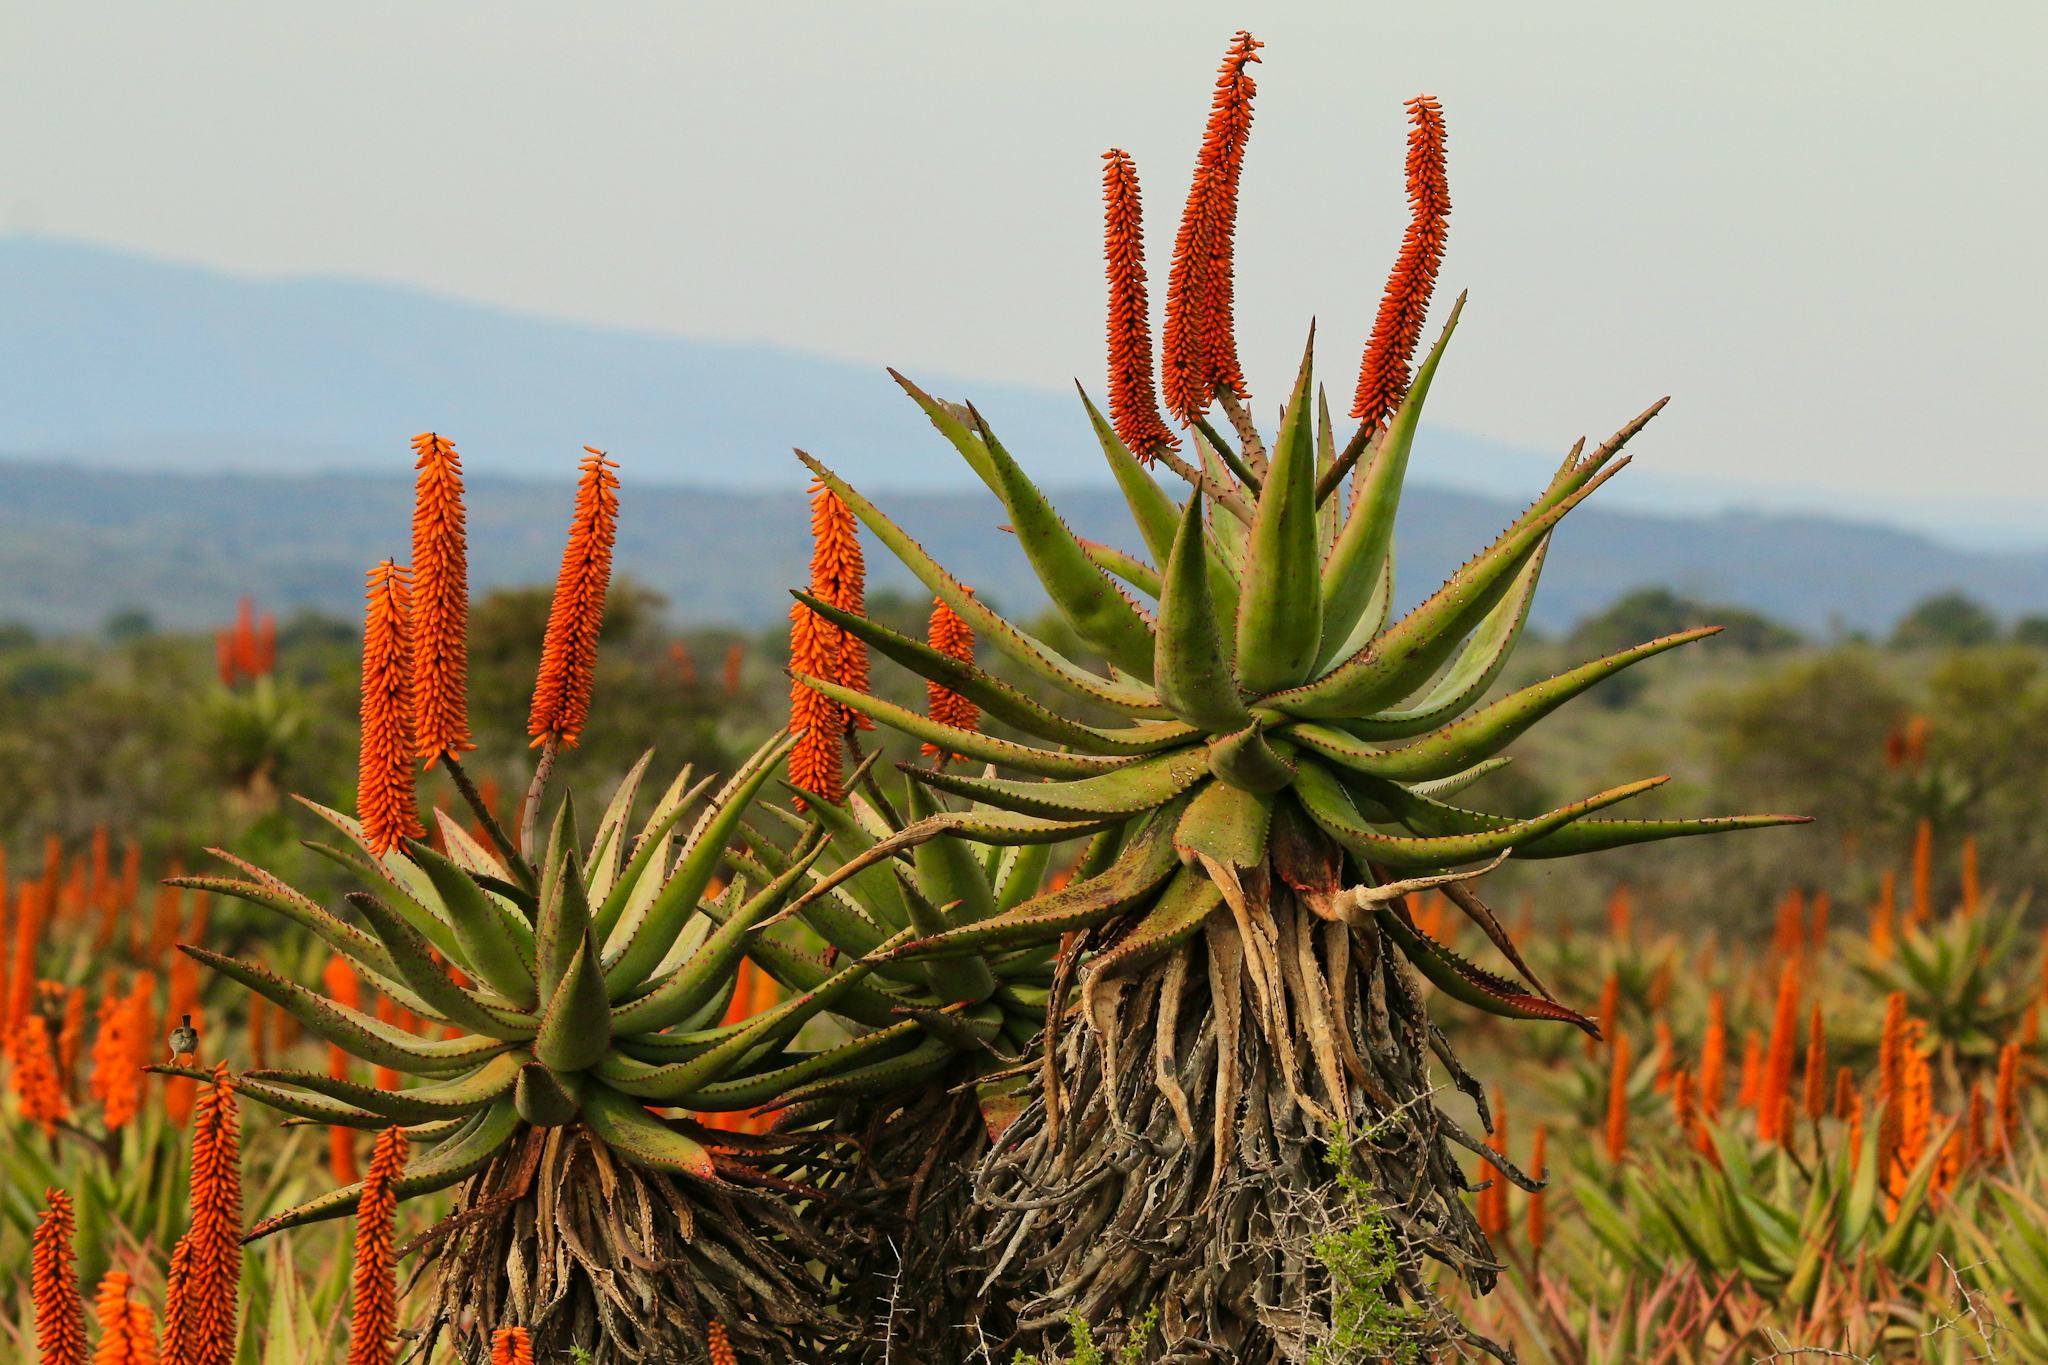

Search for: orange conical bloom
xmin=669 ymin=640 xmax=697 ymax=686
xmin=1351 ymin=94 xmax=1451 ymax=430
xmin=1870 ymin=869 xmax=1897 ymax=958
xmin=347 ymin=1126 xmax=408 ymax=1365
xmin=34 ymin=1188 xmax=88 ymax=1365
xmin=707 ymin=1321 xmax=738 ymax=1365
xmin=410 ymin=433 xmax=473 ymax=764
xmin=921 ymin=594 xmax=980 ymax=763
xmin=788 ymin=480 xmax=870 ymax=804
xmin=1604 ymin=883 xmax=1633 ymax=942
xmin=1525 ymin=1125 xmax=1549 ymax=1254
xmin=1652 ymin=1019 xmax=1676 ymax=1092
xmin=13 ymin=1015 xmax=68 ymax=1136
xmin=1483 ymin=1091 xmax=1512 ymax=1243
xmin=357 ymin=560 xmax=423 ymax=856
xmin=1801 ymin=1004 xmax=1828 ymax=1123
xmin=1807 ymin=890 xmax=1831 ymax=947
xmin=1757 ymin=962 xmax=1800 ymax=1144
xmin=1160 ymin=30 xmax=1262 ymax=421
xmin=1910 ymin=818 xmax=1933 ymax=925
xmin=1995 ymin=1040 xmax=2022 ymax=1156
xmin=162 ymin=1063 xmax=241 ymax=1365
xmin=324 ymin=957 xmax=361 ymax=1183
xmin=1101 ymin=148 xmax=1177 ymax=463
xmin=527 ymin=448 xmax=621 ymax=749
xmin=489 ymin=1329 xmax=534 ymax=1365
xmin=1604 ymin=1030 xmax=1631 ymax=1163
xmin=1735 ymin=1030 xmax=1763 ymax=1111
xmin=722 ymin=641 xmax=744 ymax=699
xmin=1699 ymin=991 xmax=1728 ymax=1118
xmin=1834 ymin=1066 xmax=1858 ymax=1123
xmin=1960 ymin=836 xmax=1980 ymax=918
xmin=91 ymin=1272 xmax=158 ymax=1365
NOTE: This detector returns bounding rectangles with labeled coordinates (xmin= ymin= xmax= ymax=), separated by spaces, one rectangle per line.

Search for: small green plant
xmin=1308 ymin=1123 xmax=1427 ymax=1365
xmin=1011 ymin=1308 xmax=1158 ymax=1364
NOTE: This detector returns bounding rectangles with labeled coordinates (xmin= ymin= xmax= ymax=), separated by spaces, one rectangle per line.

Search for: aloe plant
xmin=780 ymin=93 xmax=1802 ymax=1363
xmin=728 ymin=759 xmax=1078 ymax=1356
xmin=163 ymin=736 xmax=881 ymax=1361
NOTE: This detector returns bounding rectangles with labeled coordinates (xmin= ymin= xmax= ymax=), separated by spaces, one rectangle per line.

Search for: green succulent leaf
xmin=1234 ymin=335 xmax=1324 ymax=694
xmin=342 ymin=891 xmax=535 ymax=1040
xmin=908 ymin=748 xmax=1209 ymax=822
xmin=1154 ymin=492 xmax=1253 ymax=733
xmin=1376 ymin=909 xmax=1598 ymax=1034
xmin=244 ymin=1052 xmax=523 ymax=1124
xmin=181 ymin=945 xmax=517 ymax=1077
xmin=408 ymin=839 xmax=539 ymax=1009
xmin=574 ymin=1083 xmax=721 ymax=1181
xmin=534 ymin=927 xmax=613 ymax=1073
xmin=244 ymin=1098 xmax=522 ymax=1239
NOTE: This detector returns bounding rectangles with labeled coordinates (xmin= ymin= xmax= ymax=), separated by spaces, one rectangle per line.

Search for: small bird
xmin=168 ymin=1014 xmax=199 ymax=1065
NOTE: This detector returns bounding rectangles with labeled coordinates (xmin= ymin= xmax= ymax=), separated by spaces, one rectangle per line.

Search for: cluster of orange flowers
xmin=788 ymin=478 xmax=870 ymax=806
xmin=526 ymin=447 xmax=621 ymax=750
xmin=921 ymin=595 xmax=979 ymax=763
xmin=3 ymin=837 xmax=209 ymax=1142
xmin=1159 ymin=30 xmax=1261 ymax=421
xmin=351 ymin=434 xmax=621 ymax=854
xmin=213 ymin=596 xmax=277 ymax=689
xmin=1100 ymin=148 xmax=1177 ymax=463
xmin=1351 ymin=94 xmax=1451 ymax=431
xmin=1473 ymin=1086 xmax=1550 ymax=1259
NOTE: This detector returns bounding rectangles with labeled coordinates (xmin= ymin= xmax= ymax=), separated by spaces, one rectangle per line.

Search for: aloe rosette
xmin=724 ymin=761 xmax=1083 ymax=1351
xmin=785 ymin=326 xmax=1803 ymax=1353
xmin=165 ymin=734 xmax=872 ymax=1360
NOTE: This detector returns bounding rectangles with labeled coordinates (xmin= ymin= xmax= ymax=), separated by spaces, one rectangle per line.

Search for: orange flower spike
xmin=1735 ymin=1030 xmax=1763 ymax=1111
xmin=409 ymin=433 xmax=473 ymax=765
xmin=922 ymin=594 xmax=980 ymax=763
xmin=1475 ymin=1087 xmax=1509 ymax=1240
xmin=1801 ymin=1004 xmax=1828 ymax=1124
xmin=1910 ymin=818 xmax=1933 ymax=925
xmin=527 ymin=447 xmax=621 ymax=750
xmin=1525 ymin=1125 xmax=1549 ymax=1254
xmin=1995 ymin=1040 xmax=2022 ymax=1155
xmin=33 ymin=1188 xmax=88 ymax=1365
xmin=1960 ymin=835 xmax=1980 ymax=919
xmin=357 ymin=560 xmax=424 ymax=856
xmin=13 ymin=1016 xmax=68 ymax=1136
xmin=788 ymin=479 xmax=871 ymax=803
xmin=1833 ymin=1066 xmax=1857 ymax=1123
xmin=1588 ymin=970 xmax=1619 ymax=1059
xmin=1160 ymin=30 xmax=1262 ymax=420
xmin=346 ymin=1126 xmax=409 ymax=1365
xmin=1757 ymin=961 xmax=1800 ymax=1143
xmin=808 ymin=477 xmax=870 ymax=711
xmin=1351 ymin=93 xmax=1452 ymax=430
xmin=1101 ymin=149 xmax=1178 ymax=463
xmin=722 ymin=641 xmax=744 ymax=699
xmin=1807 ymin=890 xmax=1831 ymax=947
xmin=92 ymin=1272 xmax=159 ymax=1365
xmin=1603 ymin=1030 xmax=1631 ymax=1163
xmin=489 ymin=1329 xmax=535 ymax=1365
xmin=1604 ymin=883 xmax=1633 ymax=942
xmin=1651 ymin=1019 xmax=1676 ymax=1092
xmin=1699 ymin=991 xmax=1728 ymax=1117
xmin=1964 ymin=1082 xmax=1987 ymax=1167
xmin=162 ymin=1062 xmax=241 ymax=1365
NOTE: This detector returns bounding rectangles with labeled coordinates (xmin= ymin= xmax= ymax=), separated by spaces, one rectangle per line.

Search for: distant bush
xmin=1892 ymin=590 xmax=2001 ymax=649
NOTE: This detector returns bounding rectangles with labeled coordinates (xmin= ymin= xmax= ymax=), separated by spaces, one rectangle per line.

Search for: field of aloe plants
xmin=4 ymin=29 xmax=2044 ymax=1365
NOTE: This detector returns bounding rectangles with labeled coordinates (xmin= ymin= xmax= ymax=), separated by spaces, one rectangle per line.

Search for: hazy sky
xmin=5 ymin=3 xmax=2044 ymax=544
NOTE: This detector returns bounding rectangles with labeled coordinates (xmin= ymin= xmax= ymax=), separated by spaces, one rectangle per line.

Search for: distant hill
xmin=3 ymin=460 xmax=2043 ymax=636
xmin=0 ymin=234 xmax=1639 ymax=499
